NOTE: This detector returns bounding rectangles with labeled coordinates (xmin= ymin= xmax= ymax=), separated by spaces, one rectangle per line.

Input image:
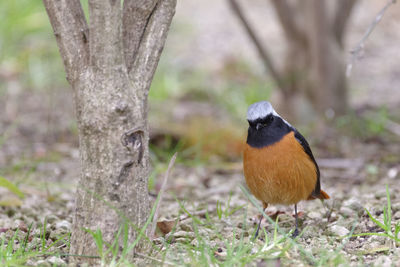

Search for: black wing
xmin=293 ymin=129 xmax=321 ymax=197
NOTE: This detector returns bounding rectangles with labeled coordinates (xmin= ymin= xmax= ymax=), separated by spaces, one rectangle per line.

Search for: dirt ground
xmin=0 ymin=0 xmax=400 ymax=266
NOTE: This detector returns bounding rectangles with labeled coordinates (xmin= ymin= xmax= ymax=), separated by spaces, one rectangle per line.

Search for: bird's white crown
xmin=247 ymin=101 xmax=278 ymax=121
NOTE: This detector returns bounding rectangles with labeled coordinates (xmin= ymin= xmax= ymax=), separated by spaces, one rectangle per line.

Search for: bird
xmin=243 ymin=101 xmax=329 ymax=238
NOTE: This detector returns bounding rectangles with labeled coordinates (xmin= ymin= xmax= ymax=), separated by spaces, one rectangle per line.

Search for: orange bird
xmin=243 ymin=101 xmax=329 ymax=238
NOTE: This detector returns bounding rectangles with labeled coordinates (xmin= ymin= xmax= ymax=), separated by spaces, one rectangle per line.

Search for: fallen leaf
xmin=157 ymin=220 xmax=176 ymax=235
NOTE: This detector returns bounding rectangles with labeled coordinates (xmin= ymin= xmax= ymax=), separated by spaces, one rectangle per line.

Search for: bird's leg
xmin=291 ymin=204 xmax=299 ymax=238
xmin=253 ymin=217 xmax=262 ymax=241
xmin=253 ymin=203 xmax=268 ymax=240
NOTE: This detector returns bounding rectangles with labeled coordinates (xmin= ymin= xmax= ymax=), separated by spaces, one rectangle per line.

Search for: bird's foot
xmin=291 ymin=228 xmax=299 ymax=238
xmin=253 ymin=228 xmax=260 ymax=241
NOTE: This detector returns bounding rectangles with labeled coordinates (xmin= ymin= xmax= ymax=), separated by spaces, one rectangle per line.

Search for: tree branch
xmin=43 ymin=0 xmax=89 ymax=83
xmin=88 ymin=0 xmax=124 ymax=69
xmin=123 ymin=0 xmax=158 ymax=72
xmin=129 ymin=0 xmax=176 ymax=92
xmin=346 ymin=0 xmax=396 ymax=76
xmin=270 ymin=0 xmax=305 ymax=44
xmin=228 ymin=0 xmax=287 ymax=94
xmin=332 ymin=0 xmax=358 ymax=46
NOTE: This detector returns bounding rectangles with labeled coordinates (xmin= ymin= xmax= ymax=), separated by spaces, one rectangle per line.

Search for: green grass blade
xmin=120 ymin=190 xmax=165 ymax=260
xmin=105 ymin=224 xmax=123 ymax=262
xmin=41 ymin=218 xmax=47 ymax=250
xmin=239 ymin=184 xmax=316 ymax=264
xmin=365 ymin=208 xmax=387 ymax=231
xmin=386 ymin=185 xmax=392 ymax=229
xmin=395 ymin=222 xmax=400 ymax=241
xmin=22 ymin=222 xmax=34 ymax=254
xmin=85 ymin=228 xmax=104 ymax=258
xmin=383 ymin=206 xmax=388 ymax=229
xmin=43 ymin=232 xmax=70 ymax=253
xmin=0 ymin=176 xmax=24 ymax=199
xmin=176 ymin=199 xmax=204 ymax=225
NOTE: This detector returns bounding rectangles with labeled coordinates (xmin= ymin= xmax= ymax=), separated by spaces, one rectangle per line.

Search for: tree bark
xmin=43 ymin=0 xmax=176 ymax=262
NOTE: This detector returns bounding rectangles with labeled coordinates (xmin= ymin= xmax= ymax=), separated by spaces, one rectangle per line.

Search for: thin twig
xmin=346 ymin=0 xmax=396 ymax=76
xmin=179 ymin=206 xmax=217 ymax=222
xmin=228 ymin=0 xmax=286 ymax=94
xmin=150 ymin=153 xmax=177 ymax=237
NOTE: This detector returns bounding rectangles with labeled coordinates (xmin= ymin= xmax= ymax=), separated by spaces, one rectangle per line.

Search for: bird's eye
xmin=256 ymin=123 xmax=265 ymax=130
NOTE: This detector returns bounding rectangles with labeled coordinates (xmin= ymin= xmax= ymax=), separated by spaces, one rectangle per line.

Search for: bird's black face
xmin=248 ymin=114 xmax=275 ymax=131
xmin=247 ymin=114 xmax=292 ymax=148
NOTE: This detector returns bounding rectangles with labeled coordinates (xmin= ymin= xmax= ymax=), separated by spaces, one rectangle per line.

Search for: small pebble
xmin=56 ymin=220 xmax=71 ymax=231
xmin=339 ymin=206 xmax=354 ymax=217
xmin=307 ymin=211 xmax=320 ymax=220
xmin=180 ymin=223 xmax=192 ymax=232
xmin=366 ymin=241 xmax=383 ymax=250
xmin=171 ymin=231 xmax=195 ymax=239
xmin=46 ymin=215 xmax=59 ymax=224
xmin=373 ymin=255 xmax=391 ymax=267
xmin=47 ymin=256 xmax=66 ymax=266
xmin=35 ymin=260 xmax=51 ymax=267
xmin=329 ymin=225 xmax=350 ymax=236
xmin=374 ymin=189 xmax=387 ymax=199
xmin=393 ymin=211 xmax=400 ymax=220
xmin=343 ymin=197 xmax=364 ymax=214
xmin=369 ymin=235 xmax=386 ymax=245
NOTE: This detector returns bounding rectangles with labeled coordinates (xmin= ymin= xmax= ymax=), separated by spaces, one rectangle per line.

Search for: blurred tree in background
xmin=229 ymin=0 xmax=357 ymax=119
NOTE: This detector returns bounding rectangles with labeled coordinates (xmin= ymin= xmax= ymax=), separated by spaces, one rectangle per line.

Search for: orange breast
xmin=243 ymin=131 xmax=317 ymax=205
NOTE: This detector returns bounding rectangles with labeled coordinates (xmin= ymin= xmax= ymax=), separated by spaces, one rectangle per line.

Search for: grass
xmin=151 ymin=187 xmax=359 ymax=266
xmin=2 ymin=173 xmax=396 ymax=266
xmin=216 ymin=192 xmax=245 ymax=220
xmin=353 ymin=185 xmax=400 ymax=246
xmin=0 ymin=219 xmax=70 ymax=266
xmin=61 ymin=185 xmax=304 ymax=266
xmin=158 ymin=197 xmax=294 ymax=266
xmin=81 ymin=177 xmax=171 ymax=266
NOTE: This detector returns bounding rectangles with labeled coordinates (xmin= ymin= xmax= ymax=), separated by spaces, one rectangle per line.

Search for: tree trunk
xmin=306 ymin=0 xmax=348 ymax=116
xmin=43 ymin=0 xmax=176 ymax=262
xmin=231 ymin=0 xmax=357 ymax=119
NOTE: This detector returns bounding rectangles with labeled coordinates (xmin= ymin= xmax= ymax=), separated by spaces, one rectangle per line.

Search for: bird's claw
xmin=291 ymin=228 xmax=299 ymax=238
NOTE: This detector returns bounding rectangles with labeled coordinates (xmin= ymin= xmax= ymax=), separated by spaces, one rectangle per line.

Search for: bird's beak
xmin=256 ymin=123 xmax=262 ymax=131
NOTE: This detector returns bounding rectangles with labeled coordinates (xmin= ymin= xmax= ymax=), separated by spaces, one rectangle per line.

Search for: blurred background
xmin=0 ymin=0 xmax=399 ymax=203
xmin=0 ymin=1 xmax=400 ymax=265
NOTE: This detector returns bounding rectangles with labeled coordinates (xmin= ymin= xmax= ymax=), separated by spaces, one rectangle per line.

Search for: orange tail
xmin=307 ymin=190 xmax=330 ymax=200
